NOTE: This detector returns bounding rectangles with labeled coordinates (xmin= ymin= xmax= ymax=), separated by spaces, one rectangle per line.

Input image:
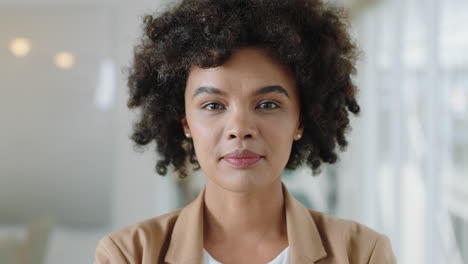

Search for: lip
xmin=222 ymin=149 xmax=263 ymax=169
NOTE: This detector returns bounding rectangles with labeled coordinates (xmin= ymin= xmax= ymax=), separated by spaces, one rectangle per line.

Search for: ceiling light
xmin=54 ymin=52 xmax=75 ymax=69
xmin=10 ymin=38 xmax=31 ymax=57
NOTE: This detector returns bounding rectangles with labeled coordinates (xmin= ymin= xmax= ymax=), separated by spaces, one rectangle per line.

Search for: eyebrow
xmin=192 ymin=85 xmax=290 ymax=99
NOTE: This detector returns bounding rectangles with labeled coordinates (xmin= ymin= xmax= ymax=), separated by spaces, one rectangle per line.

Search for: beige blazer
xmin=94 ymin=182 xmax=397 ymax=264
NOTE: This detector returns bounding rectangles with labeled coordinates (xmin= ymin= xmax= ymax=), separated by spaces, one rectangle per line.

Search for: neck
xmin=203 ymin=178 xmax=286 ymax=244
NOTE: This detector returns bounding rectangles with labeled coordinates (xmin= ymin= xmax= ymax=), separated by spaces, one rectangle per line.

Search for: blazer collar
xmin=164 ymin=182 xmax=327 ymax=264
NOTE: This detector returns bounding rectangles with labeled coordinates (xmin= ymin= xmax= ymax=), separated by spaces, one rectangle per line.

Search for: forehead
xmin=186 ymin=47 xmax=296 ymax=96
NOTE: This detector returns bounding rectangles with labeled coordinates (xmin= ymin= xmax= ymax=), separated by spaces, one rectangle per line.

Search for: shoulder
xmin=308 ymin=209 xmax=397 ymax=263
xmin=308 ymin=209 xmax=381 ymax=242
xmin=94 ymin=208 xmax=183 ymax=264
xmin=105 ymin=208 xmax=182 ymax=247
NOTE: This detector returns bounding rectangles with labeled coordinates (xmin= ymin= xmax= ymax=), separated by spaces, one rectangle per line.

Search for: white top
xmin=203 ymin=246 xmax=290 ymax=264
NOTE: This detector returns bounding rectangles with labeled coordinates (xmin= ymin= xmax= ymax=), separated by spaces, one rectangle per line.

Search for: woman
xmin=94 ymin=0 xmax=397 ymax=263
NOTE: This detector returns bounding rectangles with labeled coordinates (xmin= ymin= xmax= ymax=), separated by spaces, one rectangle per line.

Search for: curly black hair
xmin=126 ymin=0 xmax=361 ymax=179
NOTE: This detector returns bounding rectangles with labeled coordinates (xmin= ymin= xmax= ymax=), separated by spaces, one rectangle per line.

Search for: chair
xmin=20 ymin=216 xmax=55 ymax=264
xmin=0 ymin=216 xmax=55 ymax=264
xmin=0 ymin=234 xmax=22 ymax=264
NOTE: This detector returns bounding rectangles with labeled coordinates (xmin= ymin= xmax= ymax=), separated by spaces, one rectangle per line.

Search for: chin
xmin=212 ymin=172 xmax=271 ymax=193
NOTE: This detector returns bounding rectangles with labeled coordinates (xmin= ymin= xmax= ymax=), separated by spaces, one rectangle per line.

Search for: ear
xmin=181 ymin=116 xmax=190 ymax=133
xmin=297 ymin=123 xmax=304 ymax=136
xmin=297 ymin=115 xmax=304 ymax=135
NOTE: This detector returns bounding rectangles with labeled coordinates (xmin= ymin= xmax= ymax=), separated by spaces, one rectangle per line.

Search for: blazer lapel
xmin=164 ymin=182 xmax=328 ymax=264
xmin=282 ymin=182 xmax=328 ymax=263
xmin=164 ymin=187 xmax=206 ymax=264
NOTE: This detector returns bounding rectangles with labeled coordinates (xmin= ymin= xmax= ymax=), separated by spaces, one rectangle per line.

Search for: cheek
xmin=261 ymin=119 xmax=296 ymax=160
xmin=263 ymin=118 xmax=295 ymax=141
xmin=189 ymin=120 xmax=220 ymax=163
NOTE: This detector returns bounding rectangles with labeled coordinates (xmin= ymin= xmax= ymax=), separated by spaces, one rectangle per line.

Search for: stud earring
xmin=185 ymin=133 xmax=191 ymax=138
xmin=296 ymin=133 xmax=302 ymax=140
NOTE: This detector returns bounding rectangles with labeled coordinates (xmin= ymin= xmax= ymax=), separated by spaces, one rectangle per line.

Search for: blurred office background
xmin=0 ymin=0 xmax=467 ymax=263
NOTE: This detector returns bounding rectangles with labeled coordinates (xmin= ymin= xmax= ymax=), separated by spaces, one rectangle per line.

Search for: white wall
xmin=0 ymin=1 xmax=180 ymax=263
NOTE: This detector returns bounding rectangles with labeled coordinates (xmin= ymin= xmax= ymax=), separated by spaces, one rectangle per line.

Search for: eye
xmin=202 ymin=102 xmax=224 ymax=110
xmin=257 ymin=101 xmax=280 ymax=109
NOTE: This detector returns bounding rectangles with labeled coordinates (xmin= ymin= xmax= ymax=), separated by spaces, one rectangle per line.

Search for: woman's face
xmin=182 ymin=47 xmax=304 ymax=192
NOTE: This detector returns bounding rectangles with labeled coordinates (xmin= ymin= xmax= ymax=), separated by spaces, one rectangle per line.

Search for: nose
xmin=225 ymin=108 xmax=258 ymax=140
